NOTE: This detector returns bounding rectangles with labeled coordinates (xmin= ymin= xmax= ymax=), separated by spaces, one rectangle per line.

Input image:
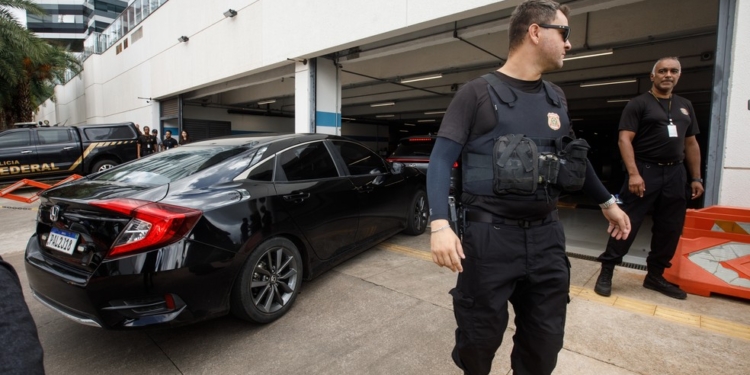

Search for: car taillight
xmin=453 ymin=161 xmax=459 ymax=168
xmin=89 ymin=198 xmax=202 ymax=258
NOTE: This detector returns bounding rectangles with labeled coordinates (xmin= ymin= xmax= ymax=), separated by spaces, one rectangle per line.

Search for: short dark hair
xmin=508 ymin=0 xmax=570 ymax=52
xmin=165 ymin=130 xmax=172 ymax=135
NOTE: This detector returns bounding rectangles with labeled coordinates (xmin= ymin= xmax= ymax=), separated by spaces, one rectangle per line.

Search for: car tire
xmin=230 ymin=237 xmax=303 ymax=324
xmin=91 ymin=159 xmax=118 ymax=173
xmin=403 ymin=189 xmax=428 ymax=235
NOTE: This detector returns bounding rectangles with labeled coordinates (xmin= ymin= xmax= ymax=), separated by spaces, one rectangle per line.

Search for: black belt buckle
xmin=518 ymin=219 xmax=531 ymax=229
xmin=657 ymin=160 xmax=681 ymax=166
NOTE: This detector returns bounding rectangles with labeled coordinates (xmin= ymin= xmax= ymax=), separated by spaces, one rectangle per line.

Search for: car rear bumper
xmin=25 ymin=234 xmax=238 ymax=329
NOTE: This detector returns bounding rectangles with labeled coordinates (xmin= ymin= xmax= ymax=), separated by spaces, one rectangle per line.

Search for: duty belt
xmin=465 ymin=209 xmax=559 ymax=228
xmin=656 ymin=160 xmax=682 ymax=166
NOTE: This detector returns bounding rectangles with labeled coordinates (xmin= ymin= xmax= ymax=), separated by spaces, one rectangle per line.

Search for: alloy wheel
xmin=250 ymin=246 xmax=299 ymax=313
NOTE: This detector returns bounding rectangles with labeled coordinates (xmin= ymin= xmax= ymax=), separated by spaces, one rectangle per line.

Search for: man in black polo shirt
xmin=137 ymin=126 xmax=157 ymax=158
xmin=595 ymin=57 xmax=704 ymax=300
xmin=162 ymin=130 xmax=179 ymax=150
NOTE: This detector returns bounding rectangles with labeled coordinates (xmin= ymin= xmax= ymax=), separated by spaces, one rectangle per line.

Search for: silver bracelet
xmin=431 ymin=224 xmax=451 ymax=233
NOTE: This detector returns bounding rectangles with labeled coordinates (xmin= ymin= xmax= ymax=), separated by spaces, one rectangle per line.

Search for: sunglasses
xmin=538 ymin=24 xmax=570 ymax=42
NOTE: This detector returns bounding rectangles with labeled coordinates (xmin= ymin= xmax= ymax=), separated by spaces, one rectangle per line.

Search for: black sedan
xmin=25 ymin=134 xmax=428 ymax=329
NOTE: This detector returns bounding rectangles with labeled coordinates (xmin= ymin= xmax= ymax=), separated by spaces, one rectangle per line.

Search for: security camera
xmin=700 ymin=51 xmax=713 ymax=61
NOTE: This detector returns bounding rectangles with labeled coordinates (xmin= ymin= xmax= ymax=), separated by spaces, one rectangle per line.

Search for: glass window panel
xmin=332 ymin=141 xmax=387 ymax=175
xmin=278 ymin=142 xmax=338 ymax=181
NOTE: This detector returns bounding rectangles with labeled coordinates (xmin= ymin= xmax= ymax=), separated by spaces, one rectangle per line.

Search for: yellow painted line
xmin=655 ymin=306 xmax=700 ymax=327
xmin=379 ymin=242 xmax=432 ymax=262
xmin=380 ymin=241 xmax=750 ymax=341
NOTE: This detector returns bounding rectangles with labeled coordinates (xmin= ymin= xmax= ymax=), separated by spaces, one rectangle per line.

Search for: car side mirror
xmin=390 ymin=161 xmax=404 ymax=175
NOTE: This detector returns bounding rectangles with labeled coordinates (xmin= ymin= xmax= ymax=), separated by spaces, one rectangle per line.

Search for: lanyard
xmin=649 ymin=91 xmax=673 ymax=124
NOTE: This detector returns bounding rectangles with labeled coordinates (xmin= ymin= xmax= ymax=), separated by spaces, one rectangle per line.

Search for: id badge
xmin=667 ymin=124 xmax=678 ymax=138
xmin=147 ymin=144 xmax=151 ymax=149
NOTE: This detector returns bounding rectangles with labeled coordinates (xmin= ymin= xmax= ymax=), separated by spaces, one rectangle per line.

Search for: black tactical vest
xmin=461 ymin=74 xmax=571 ymax=204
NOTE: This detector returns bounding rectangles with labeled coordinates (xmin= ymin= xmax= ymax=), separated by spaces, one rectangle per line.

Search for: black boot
xmin=643 ymin=273 xmax=687 ymax=299
xmin=594 ymin=265 xmax=614 ymax=297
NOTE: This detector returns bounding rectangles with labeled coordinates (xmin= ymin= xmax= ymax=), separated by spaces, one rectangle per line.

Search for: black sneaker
xmin=594 ymin=266 xmax=614 ymax=297
xmin=643 ymin=274 xmax=687 ymax=299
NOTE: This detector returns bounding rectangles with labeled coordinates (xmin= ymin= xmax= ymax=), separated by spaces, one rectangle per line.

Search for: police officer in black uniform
xmin=594 ymin=57 xmax=703 ymax=300
xmin=427 ymin=1 xmax=631 ymax=374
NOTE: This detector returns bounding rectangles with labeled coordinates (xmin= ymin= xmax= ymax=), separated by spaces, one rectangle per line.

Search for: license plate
xmin=46 ymin=227 xmax=79 ymax=255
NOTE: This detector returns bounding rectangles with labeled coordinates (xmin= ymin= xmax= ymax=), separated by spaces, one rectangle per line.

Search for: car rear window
xmin=92 ymin=145 xmax=252 ymax=186
xmin=391 ymin=138 xmax=436 ymax=157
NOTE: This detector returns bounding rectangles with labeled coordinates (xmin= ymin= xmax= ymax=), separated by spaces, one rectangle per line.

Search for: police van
xmin=0 ymin=122 xmax=140 ymax=183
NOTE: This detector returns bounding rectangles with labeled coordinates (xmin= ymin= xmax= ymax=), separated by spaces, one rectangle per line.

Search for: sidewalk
xmin=4 ymin=228 xmax=748 ymax=374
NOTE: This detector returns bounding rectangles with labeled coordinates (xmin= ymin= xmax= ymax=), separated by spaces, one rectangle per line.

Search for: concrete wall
xmin=718 ymin=0 xmax=750 ymax=206
xmin=182 ymin=106 xmax=294 ymax=134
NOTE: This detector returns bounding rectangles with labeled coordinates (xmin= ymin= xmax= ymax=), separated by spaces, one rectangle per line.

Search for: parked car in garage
xmin=25 ymin=133 xmax=428 ymax=329
xmin=386 ymin=135 xmax=460 ymax=192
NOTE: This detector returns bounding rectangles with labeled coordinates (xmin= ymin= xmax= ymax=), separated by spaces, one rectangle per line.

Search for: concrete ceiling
xmin=182 ymin=0 xmax=720 ymax=134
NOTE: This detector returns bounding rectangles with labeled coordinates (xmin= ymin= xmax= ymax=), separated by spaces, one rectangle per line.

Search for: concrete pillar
xmin=314 ymin=58 xmax=341 ymax=135
xmin=294 ymin=58 xmax=341 ymax=135
xmin=294 ymin=60 xmax=315 ymax=133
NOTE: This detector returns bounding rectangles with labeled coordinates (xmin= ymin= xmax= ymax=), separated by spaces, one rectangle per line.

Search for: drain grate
xmin=566 ymin=252 xmax=647 ymax=271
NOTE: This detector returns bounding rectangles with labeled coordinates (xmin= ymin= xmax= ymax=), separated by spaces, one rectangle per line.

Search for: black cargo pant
xmin=598 ymin=161 xmax=687 ymax=275
xmin=451 ymin=215 xmax=570 ymax=375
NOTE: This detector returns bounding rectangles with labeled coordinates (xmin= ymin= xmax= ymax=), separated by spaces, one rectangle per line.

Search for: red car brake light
xmin=90 ymin=198 xmax=202 ymax=258
xmin=408 ymin=138 xmax=433 ymax=142
xmin=453 ymin=161 xmax=459 ymax=168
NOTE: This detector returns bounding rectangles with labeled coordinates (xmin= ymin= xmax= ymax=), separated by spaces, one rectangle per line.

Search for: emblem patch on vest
xmin=547 ymin=112 xmax=561 ymax=130
xmin=680 ymin=108 xmax=689 ymax=116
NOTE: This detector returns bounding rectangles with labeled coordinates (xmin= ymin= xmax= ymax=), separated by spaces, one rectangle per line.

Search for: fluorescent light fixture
xmin=580 ymin=79 xmax=636 ymax=88
xmin=257 ymin=99 xmax=276 ymax=105
xmin=404 ymin=123 xmax=416 ymax=126
xmin=563 ymin=49 xmax=613 ymax=61
xmin=223 ymin=9 xmax=237 ymax=18
xmin=370 ymin=101 xmax=395 ymax=107
xmin=376 ymin=114 xmax=394 ymax=118
xmin=424 ymin=111 xmax=446 ymax=115
xmin=417 ymin=119 xmax=436 ymax=123
xmin=607 ymin=99 xmax=631 ymax=103
xmin=342 ymin=117 xmax=355 ymax=120
xmin=399 ymin=130 xmax=409 ymax=133
xmin=177 ymin=35 xmax=189 ymax=43
xmin=400 ymin=74 xmax=443 ymax=84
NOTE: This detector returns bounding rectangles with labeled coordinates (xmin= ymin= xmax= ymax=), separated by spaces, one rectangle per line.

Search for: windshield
xmin=93 ymin=145 xmax=252 ymax=186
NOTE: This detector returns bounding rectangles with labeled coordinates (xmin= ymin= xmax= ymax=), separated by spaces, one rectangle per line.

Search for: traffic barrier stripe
xmin=0 ymin=175 xmax=82 ymax=204
xmin=665 ymin=205 xmax=750 ymax=300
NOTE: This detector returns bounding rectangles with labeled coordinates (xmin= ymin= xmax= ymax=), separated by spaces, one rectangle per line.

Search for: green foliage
xmin=1 ymin=0 xmax=81 ymax=128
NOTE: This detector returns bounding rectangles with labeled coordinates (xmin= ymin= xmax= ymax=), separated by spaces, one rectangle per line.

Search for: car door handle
xmin=282 ymin=192 xmax=310 ymax=203
xmin=21 ymin=150 xmax=33 ymax=154
xmin=62 ymin=146 xmax=74 ymax=150
xmin=358 ymin=185 xmax=374 ymax=193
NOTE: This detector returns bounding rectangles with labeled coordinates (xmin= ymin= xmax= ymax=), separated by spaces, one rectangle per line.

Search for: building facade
xmin=31 ymin=0 xmax=750 ymax=208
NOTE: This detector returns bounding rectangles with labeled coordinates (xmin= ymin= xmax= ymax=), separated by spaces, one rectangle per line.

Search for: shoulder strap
xmin=541 ymin=81 xmax=561 ymax=108
xmin=482 ymin=73 xmax=517 ymax=107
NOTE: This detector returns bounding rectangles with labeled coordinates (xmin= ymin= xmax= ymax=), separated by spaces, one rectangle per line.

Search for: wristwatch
xmin=692 ymin=178 xmax=704 ymax=184
xmin=599 ymin=194 xmax=617 ymax=209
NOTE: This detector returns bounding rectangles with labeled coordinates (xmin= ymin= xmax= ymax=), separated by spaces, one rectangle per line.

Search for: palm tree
xmin=0 ymin=0 xmax=81 ymax=128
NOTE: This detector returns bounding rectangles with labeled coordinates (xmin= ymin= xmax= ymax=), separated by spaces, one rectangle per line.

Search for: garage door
xmin=183 ymin=119 xmax=232 ymax=142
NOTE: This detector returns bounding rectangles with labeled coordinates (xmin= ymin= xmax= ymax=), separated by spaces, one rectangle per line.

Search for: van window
xmin=84 ymin=126 xmax=136 ymax=140
xmin=0 ymin=131 xmax=31 ymax=147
